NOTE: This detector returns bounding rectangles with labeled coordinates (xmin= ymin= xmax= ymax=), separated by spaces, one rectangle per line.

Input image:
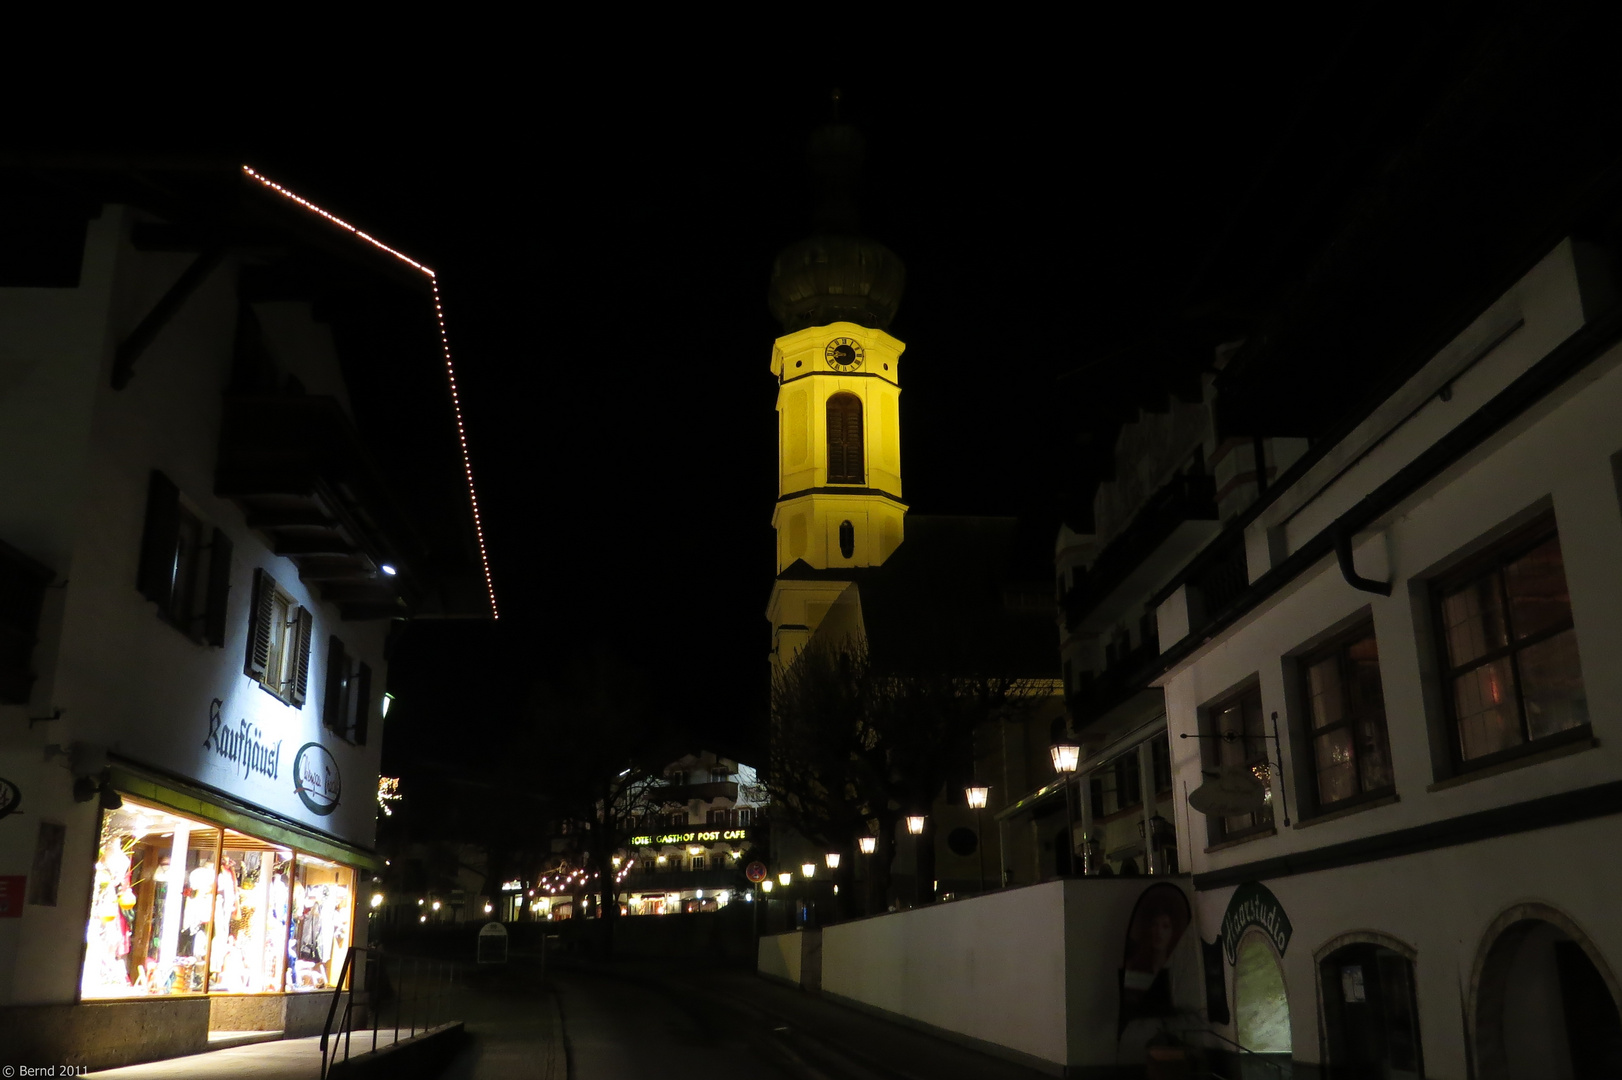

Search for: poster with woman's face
xmin=1119 ymin=882 xmax=1192 ymax=1027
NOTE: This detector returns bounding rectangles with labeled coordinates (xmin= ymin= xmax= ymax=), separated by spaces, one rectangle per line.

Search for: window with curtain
xmin=1434 ymin=517 xmax=1586 ymax=769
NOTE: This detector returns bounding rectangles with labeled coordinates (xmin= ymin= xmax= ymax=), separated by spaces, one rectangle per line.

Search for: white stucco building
xmin=0 ymin=162 xmax=489 ymax=1068
xmin=1152 ymin=235 xmax=1622 ymax=1078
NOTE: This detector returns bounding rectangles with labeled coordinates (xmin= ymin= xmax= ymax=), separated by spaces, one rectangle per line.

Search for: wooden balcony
xmin=215 ymin=394 xmax=425 ymax=619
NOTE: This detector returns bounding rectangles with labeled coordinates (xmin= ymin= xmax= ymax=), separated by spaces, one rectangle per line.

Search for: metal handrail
xmin=319 ymin=946 xmax=458 ymax=1079
xmin=1193 ymin=1029 xmax=1288 ymax=1074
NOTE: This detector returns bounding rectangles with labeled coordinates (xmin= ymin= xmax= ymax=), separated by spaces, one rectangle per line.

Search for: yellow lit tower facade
xmin=766 ymin=121 xmax=908 ymax=667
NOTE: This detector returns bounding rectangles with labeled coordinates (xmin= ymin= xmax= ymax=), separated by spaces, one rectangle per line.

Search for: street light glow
xmin=906 ymin=815 xmax=926 ymax=835
xmin=1050 ymin=743 xmax=1081 ymax=774
xmin=966 ymin=785 xmax=989 ymax=809
xmin=859 ymin=836 xmax=877 ymax=855
xmin=825 ymin=852 xmax=841 ymax=869
xmin=801 ymin=862 xmax=816 ymax=878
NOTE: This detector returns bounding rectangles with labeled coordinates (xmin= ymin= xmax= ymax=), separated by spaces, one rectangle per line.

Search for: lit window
xmin=1203 ymin=684 xmax=1273 ymax=842
xmin=245 ymin=568 xmax=312 ymax=707
xmin=1299 ymin=623 xmax=1393 ymax=809
xmin=1434 ymin=517 xmax=1586 ymax=768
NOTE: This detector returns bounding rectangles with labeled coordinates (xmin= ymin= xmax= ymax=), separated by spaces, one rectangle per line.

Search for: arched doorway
xmin=1318 ymin=939 xmax=1422 ymax=1079
xmin=1474 ymin=909 xmax=1622 ymax=1080
xmin=1233 ymin=932 xmax=1292 ymax=1069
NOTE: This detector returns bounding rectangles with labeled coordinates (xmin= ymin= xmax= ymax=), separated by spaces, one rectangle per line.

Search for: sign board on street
xmin=477 ymin=921 xmax=509 ymax=964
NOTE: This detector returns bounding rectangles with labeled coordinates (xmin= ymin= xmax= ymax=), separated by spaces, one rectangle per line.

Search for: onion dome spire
xmin=768 ymin=92 xmax=907 ymax=333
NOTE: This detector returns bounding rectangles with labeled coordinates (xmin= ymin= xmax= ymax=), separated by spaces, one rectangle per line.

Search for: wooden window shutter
xmin=136 ymin=470 xmax=180 ymax=607
xmin=244 ymin=568 xmax=275 ymax=679
xmin=827 ymin=394 xmax=864 ymax=484
xmin=323 ymin=635 xmax=346 ymax=731
xmin=354 ymin=661 xmax=372 ymax=746
xmin=203 ymin=528 xmax=232 ymax=647
xmin=290 ymin=607 xmax=313 ymax=707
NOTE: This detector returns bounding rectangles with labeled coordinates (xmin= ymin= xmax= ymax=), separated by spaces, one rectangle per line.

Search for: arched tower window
xmin=827 ymin=393 xmax=864 ymax=484
xmin=839 ymin=520 xmax=855 ymax=559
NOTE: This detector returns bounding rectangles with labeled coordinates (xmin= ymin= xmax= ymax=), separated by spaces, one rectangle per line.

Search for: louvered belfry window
xmin=826 ymin=393 xmax=864 ymax=484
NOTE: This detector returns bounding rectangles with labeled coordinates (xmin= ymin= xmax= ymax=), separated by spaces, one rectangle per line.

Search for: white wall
xmin=1158 ymin=239 xmax=1622 ymax=1075
xmin=818 ymin=878 xmax=1200 ymax=1070
xmin=758 ymin=929 xmax=804 ymax=985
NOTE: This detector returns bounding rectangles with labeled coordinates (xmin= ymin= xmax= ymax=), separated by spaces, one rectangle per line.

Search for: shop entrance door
xmin=1475 ymin=917 xmax=1622 ymax=1080
xmin=1319 ymin=943 xmax=1423 ymax=1079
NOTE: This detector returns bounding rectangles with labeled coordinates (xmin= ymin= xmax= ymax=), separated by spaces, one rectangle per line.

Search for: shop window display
xmin=84 ymin=801 xmax=221 ymax=997
xmin=216 ymin=831 xmax=292 ymax=993
xmin=288 ymin=854 xmax=352 ymax=990
xmin=81 ymin=796 xmax=354 ymax=998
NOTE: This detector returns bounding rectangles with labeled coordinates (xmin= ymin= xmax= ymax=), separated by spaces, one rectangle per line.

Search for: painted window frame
xmin=244 ymin=567 xmax=312 ymax=707
xmin=1297 ymin=620 xmax=1396 ymax=814
xmin=1201 ymin=681 xmax=1275 ymax=845
xmin=137 ymin=469 xmax=232 ymax=647
xmin=1429 ymin=513 xmax=1588 ymax=773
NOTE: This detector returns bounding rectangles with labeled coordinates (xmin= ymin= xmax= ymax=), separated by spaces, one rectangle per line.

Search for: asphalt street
xmin=431 ymin=953 xmax=1055 ymax=1080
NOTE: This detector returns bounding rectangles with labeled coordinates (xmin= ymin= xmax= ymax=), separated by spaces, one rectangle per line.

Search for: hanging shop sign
xmin=1220 ymin=881 xmax=1293 ymax=966
xmin=0 ymin=776 xmax=21 ymax=821
xmin=293 ymin=742 xmax=342 ymax=816
xmin=626 ymin=828 xmax=749 ymax=847
xmin=202 ymin=698 xmax=282 ymax=782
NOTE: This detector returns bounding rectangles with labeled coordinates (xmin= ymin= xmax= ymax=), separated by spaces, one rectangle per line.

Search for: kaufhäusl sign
xmin=203 ymin=698 xmax=281 ymax=782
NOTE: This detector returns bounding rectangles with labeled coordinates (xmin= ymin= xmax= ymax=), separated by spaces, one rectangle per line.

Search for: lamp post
xmin=965 ymin=785 xmax=989 ymax=893
xmin=1050 ymin=742 xmax=1081 ymax=876
xmin=799 ymin=862 xmax=816 ymax=926
xmin=905 ymin=814 xmax=930 ymax=906
xmin=858 ymin=834 xmax=877 ymax=915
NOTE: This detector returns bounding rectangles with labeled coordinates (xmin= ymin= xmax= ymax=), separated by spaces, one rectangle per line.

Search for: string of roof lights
xmin=240 ymin=165 xmax=499 ymax=620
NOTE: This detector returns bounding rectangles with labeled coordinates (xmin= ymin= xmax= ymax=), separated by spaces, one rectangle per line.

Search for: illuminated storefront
xmin=81 ymin=794 xmax=356 ymax=999
xmin=619 ymin=827 xmax=753 ymax=913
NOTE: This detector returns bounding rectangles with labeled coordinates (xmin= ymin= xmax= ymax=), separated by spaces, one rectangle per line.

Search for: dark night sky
xmin=30 ymin=12 xmax=1417 ymax=767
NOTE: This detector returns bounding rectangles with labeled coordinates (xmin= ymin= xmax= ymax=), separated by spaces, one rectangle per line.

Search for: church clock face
xmin=825 ymin=336 xmax=865 ymax=371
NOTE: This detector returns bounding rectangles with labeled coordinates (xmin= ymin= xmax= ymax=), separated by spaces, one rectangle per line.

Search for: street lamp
xmin=858 ymin=835 xmax=877 ymax=855
xmin=966 ymin=785 xmax=990 ymax=893
xmin=825 ymin=852 xmax=841 ymax=870
xmin=778 ymin=872 xmax=792 ymax=887
xmin=801 ymin=862 xmax=816 ymax=879
xmin=906 ymin=814 xmax=926 ymax=835
xmin=762 ymin=879 xmax=773 ymax=893
xmin=1051 ymin=742 xmax=1081 ymax=875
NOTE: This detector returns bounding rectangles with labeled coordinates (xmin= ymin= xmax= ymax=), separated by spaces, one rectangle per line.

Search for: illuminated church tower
xmin=766 ymin=119 xmax=908 ymax=664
